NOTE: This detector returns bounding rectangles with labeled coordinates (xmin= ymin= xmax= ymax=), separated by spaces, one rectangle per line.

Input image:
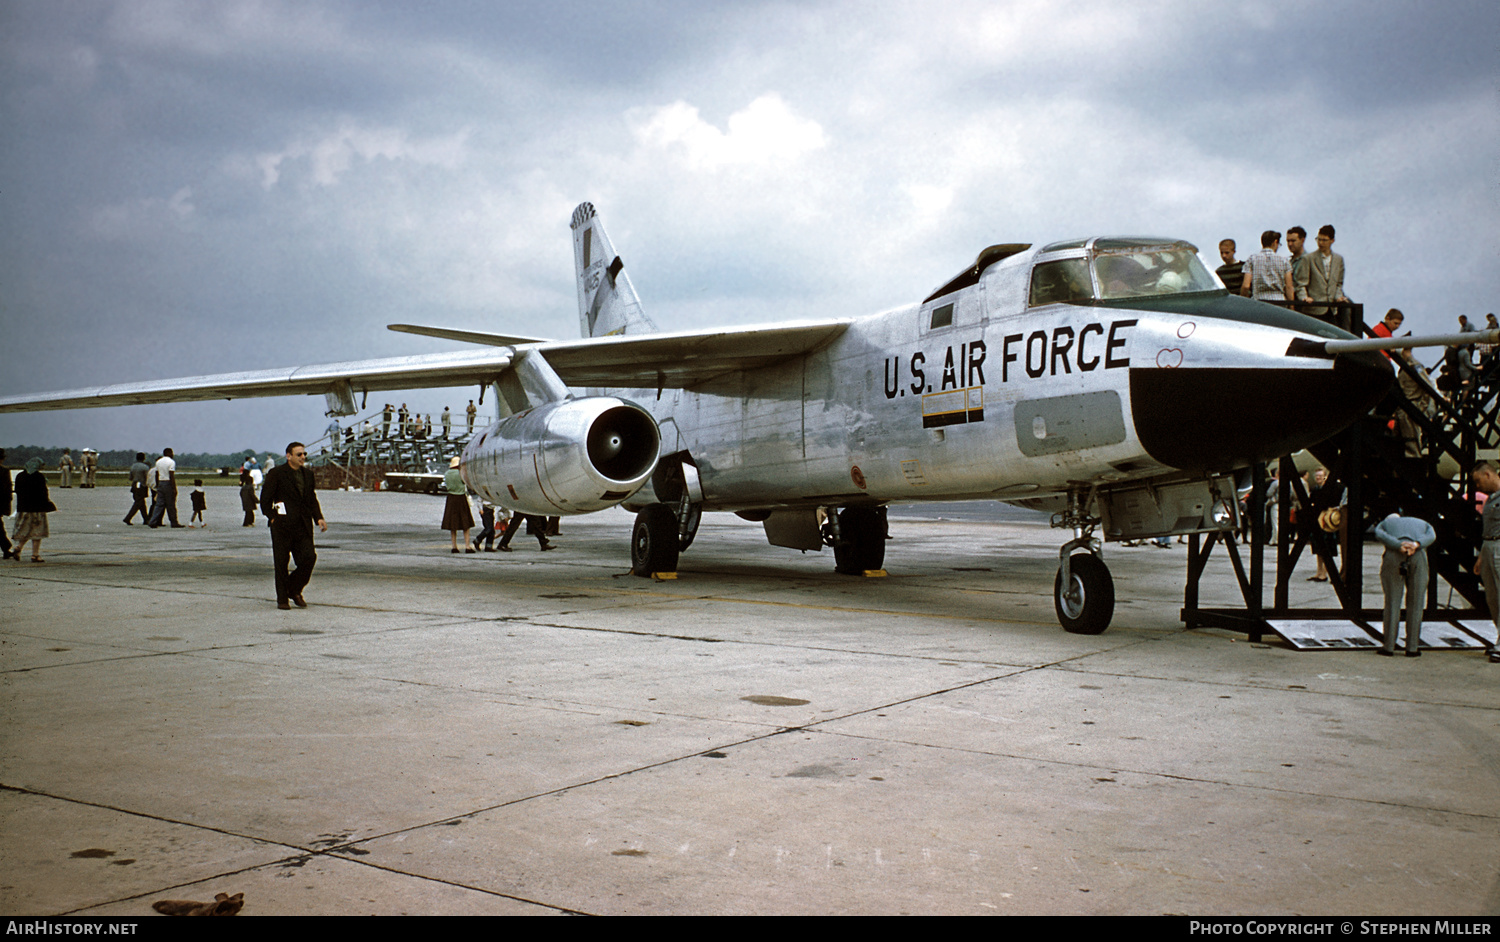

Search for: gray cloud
xmin=2 ymin=0 xmax=1496 ymax=453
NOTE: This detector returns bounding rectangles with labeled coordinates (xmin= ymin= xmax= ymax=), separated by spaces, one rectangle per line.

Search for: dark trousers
xmin=270 ymin=522 xmax=317 ymax=603
xmin=124 ymin=485 xmax=149 ymax=523
xmin=477 ymin=510 xmax=496 ymax=549
xmin=0 ymin=517 xmax=11 ymax=558
xmin=147 ymin=484 xmax=179 ymax=527
xmin=496 ymin=514 xmax=548 ymax=550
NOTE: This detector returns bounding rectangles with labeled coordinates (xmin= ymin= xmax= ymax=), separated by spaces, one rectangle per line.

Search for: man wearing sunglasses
xmin=260 ymin=441 xmax=327 ymax=610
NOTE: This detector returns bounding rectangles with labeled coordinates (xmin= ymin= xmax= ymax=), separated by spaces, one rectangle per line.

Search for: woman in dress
xmin=239 ymin=469 xmax=258 ymax=527
xmin=441 ymin=456 xmax=475 ymax=554
xmin=13 ymin=457 xmax=53 ymax=562
xmin=1304 ymin=467 xmax=1344 ymax=582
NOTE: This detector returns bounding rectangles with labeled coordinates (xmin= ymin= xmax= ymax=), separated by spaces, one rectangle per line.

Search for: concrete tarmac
xmin=2 ymin=488 xmax=1497 ymax=916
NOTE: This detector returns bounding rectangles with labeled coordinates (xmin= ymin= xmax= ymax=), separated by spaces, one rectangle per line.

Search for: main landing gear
xmin=1052 ymin=489 xmax=1114 ymax=634
xmin=630 ymin=499 xmax=702 ymax=577
xmin=825 ymin=506 xmax=887 ymax=575
xmin=631 ymin=504 xmax=678 ymax=575
xmin=632 ymin=455 xmax=703 ymax=577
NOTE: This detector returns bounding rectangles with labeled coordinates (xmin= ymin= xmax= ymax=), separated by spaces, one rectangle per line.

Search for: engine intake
xmin=461 ymin=397 xmax=660 ymax=515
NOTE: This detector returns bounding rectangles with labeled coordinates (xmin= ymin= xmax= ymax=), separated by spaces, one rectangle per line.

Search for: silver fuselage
xmin=620 ymin=242 xmax=1386 ymax=514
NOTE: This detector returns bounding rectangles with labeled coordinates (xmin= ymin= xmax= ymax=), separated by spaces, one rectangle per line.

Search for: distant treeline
xmin=2 ymin=445 xmax=278 ymax=471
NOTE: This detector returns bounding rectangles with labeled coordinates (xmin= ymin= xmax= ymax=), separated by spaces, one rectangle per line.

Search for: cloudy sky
xmin=2 ymin=0 xmax=1496 ymax=455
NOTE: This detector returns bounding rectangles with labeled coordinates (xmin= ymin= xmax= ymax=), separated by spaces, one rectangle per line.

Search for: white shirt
xmin=154 ymin=455 xmax=176 ymax=488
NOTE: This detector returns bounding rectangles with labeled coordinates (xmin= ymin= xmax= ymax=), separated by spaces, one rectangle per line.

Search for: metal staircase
xmin=305 ymin=407 xmax=491 ymax=490
xmin=1182 ymin=302 xmax=1499 ymax=649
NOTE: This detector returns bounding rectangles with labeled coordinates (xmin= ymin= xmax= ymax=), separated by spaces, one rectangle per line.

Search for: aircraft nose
xmin=1128 ymin=348 xmax=1393 ymax=473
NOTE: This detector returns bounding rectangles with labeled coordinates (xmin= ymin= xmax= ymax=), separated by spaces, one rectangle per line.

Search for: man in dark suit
xmin=260 ymin=441 xmax=327 ymax=610
xmin=0 ymin=448 xmax=13 ymax=560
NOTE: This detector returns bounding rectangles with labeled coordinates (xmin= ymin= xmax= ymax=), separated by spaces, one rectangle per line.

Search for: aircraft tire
xmin=631 ymin=503 xmax=680 ymax=577
xmin=1054 ymin=553 xmax=1114 ymax=634
xmin=833 ymin=506 xmax=887 ymax=575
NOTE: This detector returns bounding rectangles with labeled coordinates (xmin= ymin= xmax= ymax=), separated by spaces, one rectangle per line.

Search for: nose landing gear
xmin=1053 ymin=489 xmax=1114 ymax=634
xmin=1055 ymin=551 xmax=1114 ymax=634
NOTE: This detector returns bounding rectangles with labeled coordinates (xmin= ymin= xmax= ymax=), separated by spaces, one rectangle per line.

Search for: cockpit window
xmin=1028 ymin=258 xmax=1094 ymax=307
xmin=1093 ymin=244 xmax=1218 ymax=300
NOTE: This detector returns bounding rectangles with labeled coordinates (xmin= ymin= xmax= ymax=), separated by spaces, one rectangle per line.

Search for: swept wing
xmin=0 ymin=319 xmax=852 ymax=413
xmin=532 ymin=318 xmax=851 ymax=388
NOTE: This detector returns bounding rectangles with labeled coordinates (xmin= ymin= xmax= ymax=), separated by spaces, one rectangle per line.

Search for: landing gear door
xmin=1098 ymin=476 xmax=1240 ymax=541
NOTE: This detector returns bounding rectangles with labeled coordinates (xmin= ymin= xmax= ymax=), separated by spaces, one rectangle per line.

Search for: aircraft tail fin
xmin=571 ymin=202 xmax=657 ymax=339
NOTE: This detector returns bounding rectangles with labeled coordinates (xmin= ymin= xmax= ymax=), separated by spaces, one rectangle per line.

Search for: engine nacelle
xmin=461 ymin=397 xmax=660 ymax=515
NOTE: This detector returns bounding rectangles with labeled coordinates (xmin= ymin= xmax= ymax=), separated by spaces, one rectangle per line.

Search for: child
xmin=473 ymin=493 xmax=497 ymax=551
xmin=189 ymin=479 xmax=207 ymax=528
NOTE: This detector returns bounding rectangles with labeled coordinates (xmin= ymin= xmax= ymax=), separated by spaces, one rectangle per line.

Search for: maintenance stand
xmin=1183 ymin=301 xmax=1498 ymax=651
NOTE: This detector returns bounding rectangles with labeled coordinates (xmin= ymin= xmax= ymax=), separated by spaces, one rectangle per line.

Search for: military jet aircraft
xmin=5 ymin=203 xmax=1474 ymax=633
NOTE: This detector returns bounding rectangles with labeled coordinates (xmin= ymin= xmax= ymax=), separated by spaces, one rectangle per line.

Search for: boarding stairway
xmin=304 ymin=406 xmax=492 ymax=490
xmin=1183 ymin=301 xmax=1499 ymax=649
xmin=1351 ymin=343 xmax=1498 ymax=605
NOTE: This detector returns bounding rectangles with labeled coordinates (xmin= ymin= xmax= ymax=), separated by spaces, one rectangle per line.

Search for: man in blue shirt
xmin=1374 ymin=513 xmax=1436 ymax=657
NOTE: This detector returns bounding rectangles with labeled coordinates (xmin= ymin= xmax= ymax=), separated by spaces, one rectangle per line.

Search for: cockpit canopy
xmin=1029 ymin=237 xmax=1217 ymax=307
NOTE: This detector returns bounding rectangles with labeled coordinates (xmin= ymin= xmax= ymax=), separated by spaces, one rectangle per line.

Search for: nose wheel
xmin=1051 ymin=487 xmax=1113 ymax=634
xmin=1054 ymin=552 xmax=1114 ymax=634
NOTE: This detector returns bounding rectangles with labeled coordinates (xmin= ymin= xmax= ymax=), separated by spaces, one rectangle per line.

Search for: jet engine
xmin=462 ymin=397 xmax=660 ymax=516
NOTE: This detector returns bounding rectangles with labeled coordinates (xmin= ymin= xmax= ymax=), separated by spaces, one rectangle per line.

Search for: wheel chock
xmin=863 ymin=569 xmax=888 ymax=577
xmin=651 ymin=571 xmax=678 ymax=581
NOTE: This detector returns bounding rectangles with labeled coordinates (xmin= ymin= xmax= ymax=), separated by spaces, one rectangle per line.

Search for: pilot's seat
xmin=1028 ymin=259 xmax=1093 ymax=306
xmin=1096 ymin=255 xmax=1151 ymax=298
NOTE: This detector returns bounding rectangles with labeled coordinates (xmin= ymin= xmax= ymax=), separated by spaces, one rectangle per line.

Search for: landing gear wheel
xmin=631 ymin=504 xmax=680 ymax=577
xmin=1054 ymin=553 xmax=1114 ymax=634
xmin=833 ymin=506 xmax=887 ymax=575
